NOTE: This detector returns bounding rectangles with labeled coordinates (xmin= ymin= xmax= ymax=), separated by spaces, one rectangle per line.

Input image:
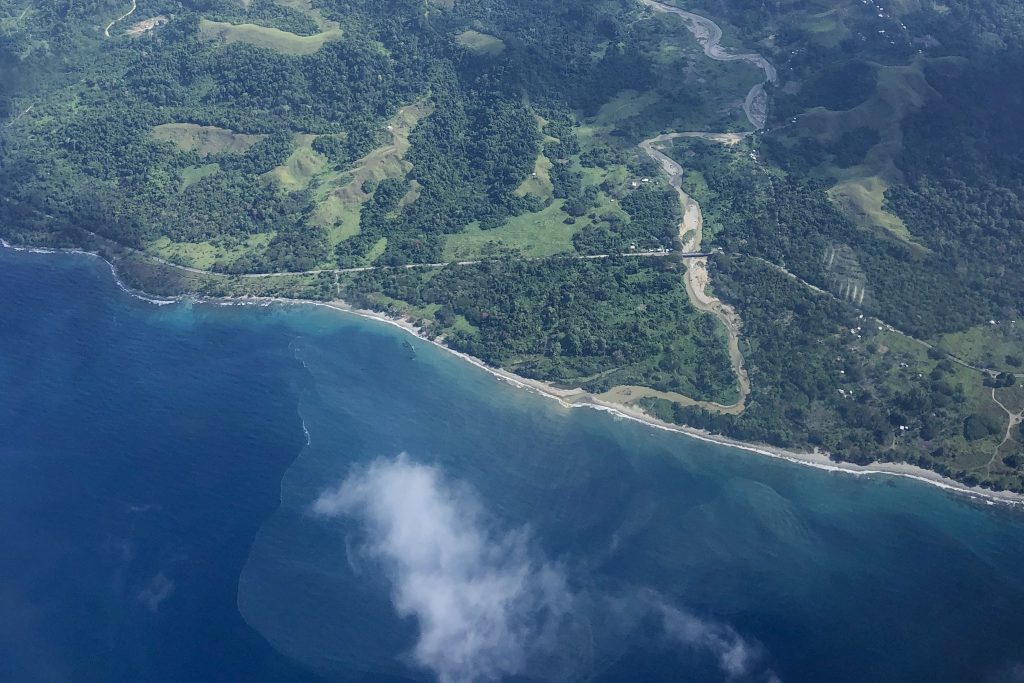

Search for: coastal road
xmin=75 ymin=229 xmax=704 ymax=278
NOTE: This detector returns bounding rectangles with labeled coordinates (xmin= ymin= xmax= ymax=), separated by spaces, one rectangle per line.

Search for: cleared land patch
xmin=180 ymin=163 xmax=220 ymax=191
xmin=455 ymin=29 xmax=505 ymax=56
xmin=937 ymin=323 xmax=1024 ymax=374
xmin=514 ymin=154 xmax=554 ymax=199
xmin=788 ymin=56 xmax=946 ymax=243
xmin=198 ymin=18 xmax=341 ymax=55
xmin=302 ymin=102 xmax=433 ymax=251
xmin=152 ymin=123 xmax=264 ymax=155
xmin=515 ymin=114 xmax=555 ymax=200
xmin=126 ymin=15 xmax=168 ymax=36
xmin=317 ymin=100 xmax=434 ymax=215
xmin=266 ymin=134 xmax=329 ymax=192
xmin=793 ymin=8 xmax=852 ymax=48
xmin=443 ymin=202 xmax=580 ymax=260
xmin=146 ymin=233 xmax=274 ymax=270
xmin=828 ymin=176 xmax=910 ymax=241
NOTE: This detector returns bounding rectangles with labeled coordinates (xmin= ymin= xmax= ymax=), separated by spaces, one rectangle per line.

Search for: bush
xmin=963 ymin=413 xmax=1002 ymax=441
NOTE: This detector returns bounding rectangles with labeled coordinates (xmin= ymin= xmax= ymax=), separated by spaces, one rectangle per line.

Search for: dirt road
xmin=104 ymin=0 xmax=138 ymax=38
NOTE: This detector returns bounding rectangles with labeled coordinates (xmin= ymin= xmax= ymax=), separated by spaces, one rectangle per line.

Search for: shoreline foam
xmin=3 ymin=239 xmax=1020 ymax=507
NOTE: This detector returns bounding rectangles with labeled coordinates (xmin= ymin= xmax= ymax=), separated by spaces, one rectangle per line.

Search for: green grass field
xmin=310 ymin=101 xmax=433 ymax=248
xmin=151 ymin=123 xmax=264 ymax=155
xmin=787 ymin=56 xmax=948 ymax=244
xmin=443 ymin=203 xmax=580 ymax=260
xmin=316 ymin=200 xmax=362 ymax=259
xmin=146 ymin=233 xmax=274 ymax=270
xmin=936 ymin=323 xmax=1024 ymax=374
xmin=179 ymin=163 xmax=220 ymax=191
xmin=266 ymin=134 xmax=329 ymax=192
xmin=827 ymin=176 xmax=911 ymax=241
xmin=198 ymin=18 xmax=342 ymax=55
xmin=514 ymin=152 xmax=554 ymax=200
xmin=455 ymin=30 xmax=505 ymax=56
xmin=791 ymin=8 xmax=853 ymax=47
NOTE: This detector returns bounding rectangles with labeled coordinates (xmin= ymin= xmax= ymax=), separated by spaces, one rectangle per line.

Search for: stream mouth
xmin=631 ymin=0 xmax=779 ymax=412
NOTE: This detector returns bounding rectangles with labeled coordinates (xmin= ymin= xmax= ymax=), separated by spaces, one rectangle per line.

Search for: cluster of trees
xmin=884 ymin=55 xmax=1024 ymax=324
xmin=642 ymin=255 xmax=1023 ymax=491
xmin=311 ymin=130 xmax=380 ymax=170
xmin=443 ymin=0 xmax=653 ymax=113
xmin=343 ymin=257 xmax=737 ymax=401
xmin=572 ymin=186 xmax=679 ymax=254
xmin=677 ymin=138 xmax=1002 ymax=337
xmin=1 ymin=1 xmax=435 ymax=270
xmin=335 ymin=68 xmax=540 ymax=266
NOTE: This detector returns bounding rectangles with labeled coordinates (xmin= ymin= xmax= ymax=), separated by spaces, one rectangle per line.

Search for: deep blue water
xmin=3 ymin=247 xmax=1024 ymax=682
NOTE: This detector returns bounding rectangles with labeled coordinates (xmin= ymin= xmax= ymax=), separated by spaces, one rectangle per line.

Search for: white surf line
xmin=232 ymin=297 xmax=1024 ymax=508
xmin=104 ymin=0 xmax=137 ymax=38
xmin=3 ymin=238 xmax=1020 ymax=506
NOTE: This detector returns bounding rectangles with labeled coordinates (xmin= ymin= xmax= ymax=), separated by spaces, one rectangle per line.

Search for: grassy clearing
xmin=333 ymin=101 xmax=432 ymax=205
xmin=266 ymin=133 xmax=328 ymax=191
xmin=827 ymin=176 xmax=911 ymax=241
xmin=791 ymin=56 xmax=947 ymax=243
xmin=198 ymin=18 xmax=341 ymax=55
xmin=936 ymin=323 xmax=1024 ymax=373
xmin=515 ymin=150 xmax=554 ymax=200
xmin=320 ymin=200 xmax=362 ymax=246
xmin=146 ymin=233 xmax=274 ymax=270
xmin=793 ymin=8 xmax=851 ymax=48
xmin=152 ymin=123 xmax=264 ymax=155
xmin=443 ymin=202 xmax=581 ymax=260
xmin=312 ymin=101 xmax=434 ymax=235
xmin=592 ymin=89 xmax=661 ymax=128
xmin=365 ymin=237 xmax=388 ymax=262
xmin=455 ymin=30 xmax=505 ymax=56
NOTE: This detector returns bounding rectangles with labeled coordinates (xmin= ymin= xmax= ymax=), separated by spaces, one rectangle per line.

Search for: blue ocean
xmin=3 ymin=247 xmax=1024 ymax=682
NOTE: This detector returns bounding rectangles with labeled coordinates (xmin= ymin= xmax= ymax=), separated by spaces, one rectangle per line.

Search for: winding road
xmin=985 ymin=389 xmax=1024 ymax=472
xmin=104 ymin=0 xmax=138 ymax=38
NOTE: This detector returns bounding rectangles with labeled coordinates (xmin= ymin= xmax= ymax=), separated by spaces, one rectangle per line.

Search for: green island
xmin=2 ymin=0 xmax=1022 ymax=492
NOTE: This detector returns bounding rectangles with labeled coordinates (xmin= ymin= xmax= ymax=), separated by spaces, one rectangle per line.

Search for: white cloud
xmin=314 ymin=454 xmax=778 ymax=683
xmin=657 ymin=600 xmax=768 ymax=680
xmin=313 ymin=454 xmax=571 ymax=683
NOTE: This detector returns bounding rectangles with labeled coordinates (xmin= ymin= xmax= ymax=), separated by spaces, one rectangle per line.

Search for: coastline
xmin=4 ymin=238 xmax=1020 ymax=507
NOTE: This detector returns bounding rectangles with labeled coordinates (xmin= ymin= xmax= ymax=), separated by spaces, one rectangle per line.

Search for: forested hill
xmin=2 ymin=0 xmax=1023 ymax=492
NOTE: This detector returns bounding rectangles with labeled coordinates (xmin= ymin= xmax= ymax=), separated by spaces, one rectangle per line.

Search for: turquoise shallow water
xmin=3 ymin=247 xmax=1024 ymax=682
